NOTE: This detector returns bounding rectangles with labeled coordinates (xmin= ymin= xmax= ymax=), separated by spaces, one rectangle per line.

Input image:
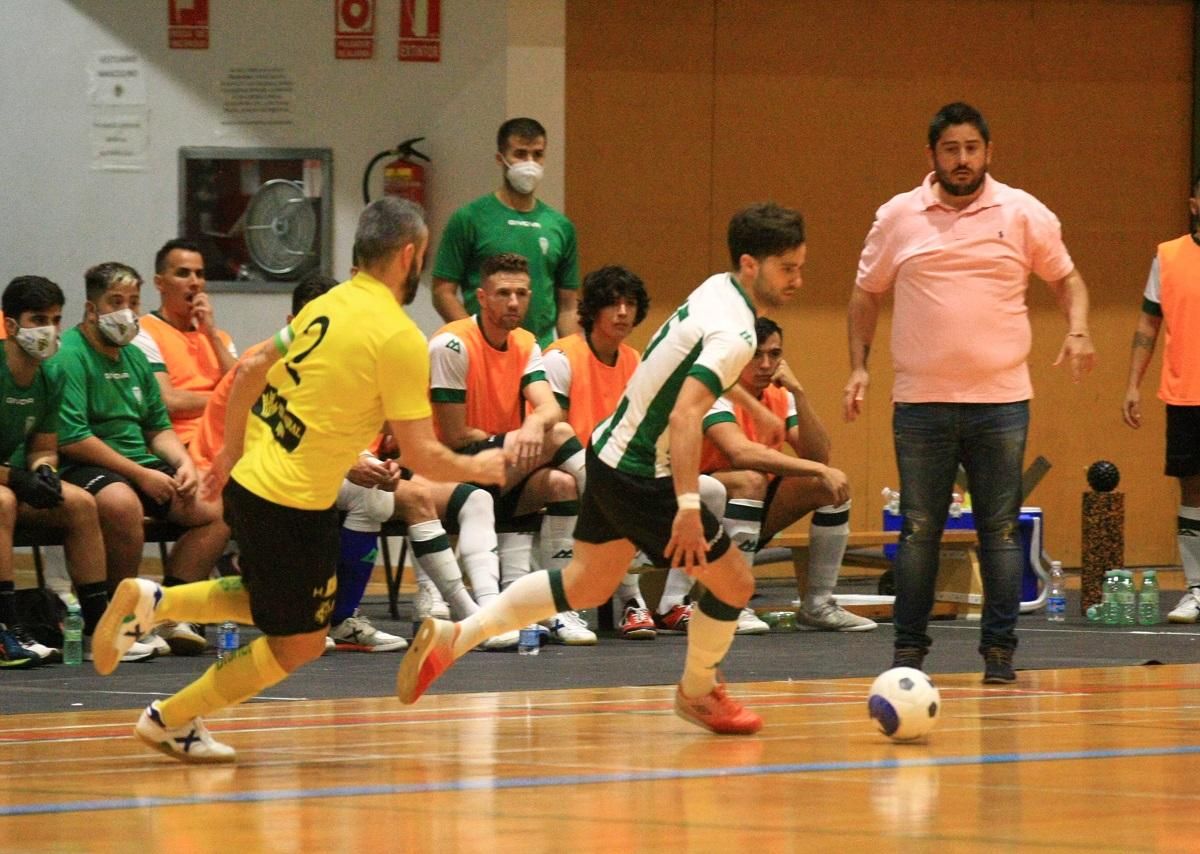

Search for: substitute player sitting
xmin=700 ymin=316 xmax=873 ymax=632
xmin=429 ymin=252 xmax=592 ymax=645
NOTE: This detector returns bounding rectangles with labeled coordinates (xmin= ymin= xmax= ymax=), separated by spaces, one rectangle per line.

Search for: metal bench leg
xmin=382 ymin=536 xmax=408 ymax=620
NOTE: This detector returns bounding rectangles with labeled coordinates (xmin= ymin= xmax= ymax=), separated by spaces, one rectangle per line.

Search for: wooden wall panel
xmin=566 ymin=0 xmax=1193 ymax=565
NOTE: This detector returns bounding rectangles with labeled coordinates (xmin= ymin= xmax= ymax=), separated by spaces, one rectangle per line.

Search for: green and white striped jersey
xmin=590 ymin=272 xmax=757 ymax=478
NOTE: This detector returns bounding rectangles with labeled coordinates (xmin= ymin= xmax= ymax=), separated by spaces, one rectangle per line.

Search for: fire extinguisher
xmin=362 ymin=137 xmax=430 ymax=206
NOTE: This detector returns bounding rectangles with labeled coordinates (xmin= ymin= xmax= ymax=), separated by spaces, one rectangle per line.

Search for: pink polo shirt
xmin=856 ymin=174 xmax=1074 ymax=403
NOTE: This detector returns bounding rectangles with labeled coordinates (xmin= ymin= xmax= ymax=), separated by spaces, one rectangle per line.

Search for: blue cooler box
xmin=882 ymin=507 xmax=1043 ymax=602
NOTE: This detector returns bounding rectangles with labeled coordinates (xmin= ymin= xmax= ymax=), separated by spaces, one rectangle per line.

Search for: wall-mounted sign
xmin=336 ymin=0 xmax=375 ymax=60
xmin=168 ymin=0 xmax=209 ymax=50
xmin=399 ymin=0 xmax=440 ymax=63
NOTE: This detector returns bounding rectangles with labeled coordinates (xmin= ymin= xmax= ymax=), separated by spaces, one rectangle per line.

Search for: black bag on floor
xmin=13 ymin=588 xmax=65 ymax=647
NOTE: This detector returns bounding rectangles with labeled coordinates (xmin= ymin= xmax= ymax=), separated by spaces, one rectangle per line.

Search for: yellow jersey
xmin=232 ymin=272 xmax=432 ymax=509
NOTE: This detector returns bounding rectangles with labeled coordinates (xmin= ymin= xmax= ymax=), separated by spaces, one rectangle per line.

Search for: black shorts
xmin=460 ymin=432 xmax=533 ymax=522
xmin=223 ymin=477 xmax=340 ymax=636
xmin=753 ymin=474 xmax=786 ymax=548
xmin=1166 ymin=405 xmax=1200 ymax=478
xmin=574 ymin=448 xmax=731 ymax=568
xmin=62 ymin=460 xmax=177 ymax=520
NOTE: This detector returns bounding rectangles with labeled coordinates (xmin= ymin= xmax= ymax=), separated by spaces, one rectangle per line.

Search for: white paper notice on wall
xmin=88 ymin=51 xmax=147 ymax=106
xmin=90 ymin=109 xmax=149 ymax=171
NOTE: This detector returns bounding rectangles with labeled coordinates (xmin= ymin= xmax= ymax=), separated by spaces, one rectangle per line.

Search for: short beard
xmin=935 ymin=166 xmax=987 ymax=197
xmin=402 ymin=266 xmax=420 ymax=305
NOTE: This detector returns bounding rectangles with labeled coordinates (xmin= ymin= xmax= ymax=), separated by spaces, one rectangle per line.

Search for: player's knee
xmin=95 ymin=483 xmax=144 ymax=530
xmin=268 ymin=631 xmax=327 ymax=672
xmin=723 ymin=469 xmax=769 ymax=500
xmin=549 ymin=420 xmax=577 ymax=448
xmin=394 ymin=480 xmax=435 ymax=522
xmin=60 ymin=483 xmax=100 ymax=525
xmin=546 ymin=469 xmax=578 ymax=502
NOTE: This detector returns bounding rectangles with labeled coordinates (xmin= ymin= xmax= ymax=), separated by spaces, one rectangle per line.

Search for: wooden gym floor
xmin=1 ymin=663 xmax=1198 ymax=852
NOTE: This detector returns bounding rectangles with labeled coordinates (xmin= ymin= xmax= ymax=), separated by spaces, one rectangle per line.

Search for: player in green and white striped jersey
xmin=399 ymin=203 xmax=808 ymax=735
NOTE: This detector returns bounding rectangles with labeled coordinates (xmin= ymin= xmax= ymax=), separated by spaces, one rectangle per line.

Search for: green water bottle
xmin=1138 ymin=570 xmax=1160 ymax=626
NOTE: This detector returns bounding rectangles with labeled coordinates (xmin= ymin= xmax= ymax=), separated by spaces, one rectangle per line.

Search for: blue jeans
xmin=891 ymin=401 xmax=1029 ymax=653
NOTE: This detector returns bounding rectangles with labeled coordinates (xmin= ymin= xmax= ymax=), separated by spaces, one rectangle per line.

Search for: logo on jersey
xmin=445 ymin=338 xmax=462 ymax=353
xmin=539 ymin=236 xmax=550 ymax=255
xmin=253 ymin=383 xmax=307 ymax=451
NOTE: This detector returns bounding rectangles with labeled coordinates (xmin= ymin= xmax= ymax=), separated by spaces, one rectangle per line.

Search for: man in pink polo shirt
xmin=843 ymin=102 xmax=1094 ymax=683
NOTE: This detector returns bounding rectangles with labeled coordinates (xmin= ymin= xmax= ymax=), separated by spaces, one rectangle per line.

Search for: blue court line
xmin=7 ymin=743 xmax=1200 ymax=817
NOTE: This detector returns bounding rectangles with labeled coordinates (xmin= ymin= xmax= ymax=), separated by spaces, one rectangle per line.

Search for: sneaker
xmin=396 ymin=618 xmax=459 ymax=704
xmin=84 ymin=634 xmax=157 ymax=664
xmin=735 ymin=608 xmax=770 ymax=635
xmin=798 ymin=602 xmax=879 ymax=632
xmin=8 ymin=624 xmax=61 ymax=663
xmin=982 ymin=646 xmax=1016 ymax=684
xmin=134 ymin=701 xmax=236 ymax=764
xmin=654 ymin=602 xmax=693 ymax=634
xmin=324 ymin=635 xmax=336 ymax=653
xmin=892 ymin=646 xmax=927 ymax=671
xmin=543 ymin=611 xmax=597 ymax=645
xmin=1168 ymin=588 xmax=1200 ymax=623
xmin=412 ymin=583 xmax=451 ymax=621
xmin=0 ymin=625 xmax=37 ymax=669
xmin=674 ymin=683 xmax=763 ymax=735
xmin=156 ymin=622 xmax=207 ymax=656
xmin=619 ymin=601 xmax=657 ymax=640
xmin=480 ymin=629 xmax=520 ymax=651
xmin=329 ymin=614 xmax=408 ymax=652
xmin=138 ymin=632 xmax=171 ymax=658
xmin=92 ymin=578 xmax=165 ymax=675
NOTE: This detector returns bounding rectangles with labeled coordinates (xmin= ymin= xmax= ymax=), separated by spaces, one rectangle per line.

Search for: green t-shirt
xmin=51 ymin=326 xmax=172 ymax=469
xmin=0 ymin=345 xmax=62 ymax=466
xmin=433 ymin=193 xmax=580 ymax=347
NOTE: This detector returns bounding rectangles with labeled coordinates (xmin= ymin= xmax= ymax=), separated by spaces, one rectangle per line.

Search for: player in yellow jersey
xmin=90 ymin=198 xmax=506 ymax=763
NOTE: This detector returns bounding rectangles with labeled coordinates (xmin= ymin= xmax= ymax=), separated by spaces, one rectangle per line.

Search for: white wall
xmin=0 ymin=0 xmax=566 ymax=349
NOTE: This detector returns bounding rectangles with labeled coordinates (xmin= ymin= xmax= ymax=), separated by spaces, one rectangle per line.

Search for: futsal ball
xmin=867 ymin=667 xmax=940 ymax=742
xmin=1086 ymin=460 xmax=1120 ymax=493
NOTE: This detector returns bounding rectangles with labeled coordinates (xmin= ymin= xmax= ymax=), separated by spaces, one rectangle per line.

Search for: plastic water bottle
xmin=1138 ymin=570 xmax=1160 ymax=626
xmin=881 ymin=488 xmax=900 ymax=515
xmin=518 ymin=626 xmax=540 ymax=656
xmin=63 ymin=602 xmax=83 ymax=666
xmin=216 ymin=621 xmax=240 ymax=661
xmin=1101 ymin=571 xmax=1120 ymax=625
xmin=1046 ymin=560 xmax=1066 ymax=622
xmin=1117 ymin=570 xmax=1137 ymax=626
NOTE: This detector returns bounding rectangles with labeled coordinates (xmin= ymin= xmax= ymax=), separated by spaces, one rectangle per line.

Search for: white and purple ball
xmin=867 ymin=667 xmax=940 ymax=741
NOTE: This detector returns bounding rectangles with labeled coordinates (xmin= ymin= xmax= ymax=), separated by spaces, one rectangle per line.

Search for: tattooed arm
xmin=1123 ymin=311 xmax=1163 ymax=429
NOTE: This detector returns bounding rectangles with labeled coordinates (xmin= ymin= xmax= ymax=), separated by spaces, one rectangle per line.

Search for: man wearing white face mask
xmin=0 ymin=275 xmax=123 ymax=667
xmin=432 ymin=117 xmax=581 ymax=348
xmin=51 ymin=262 xmax=230 ymax=656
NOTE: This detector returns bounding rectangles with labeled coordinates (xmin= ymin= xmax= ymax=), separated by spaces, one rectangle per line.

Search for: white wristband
xmin=676 ymin=492 xmax=701 ymax=511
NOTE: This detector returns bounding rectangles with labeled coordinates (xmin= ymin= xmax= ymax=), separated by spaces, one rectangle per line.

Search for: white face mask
xmin=13 ymin=325 xmax=59 ymax=360
xmin=503 ymin=157 xmax=543 ymax=195
xmin=97 ymin=307 xmax=139 ymax=346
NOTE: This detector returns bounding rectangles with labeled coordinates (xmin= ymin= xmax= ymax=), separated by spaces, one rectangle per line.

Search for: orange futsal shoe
xmin=674 ymin=683 xmax=763 ymax=735
xmin=396 ymin=618 xmax=459 ymax=704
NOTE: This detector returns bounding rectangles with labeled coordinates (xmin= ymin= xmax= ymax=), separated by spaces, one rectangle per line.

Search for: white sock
xmin=658 ymin=568 xmax=696 ymax=614
xmin=806 ymin=501 xmax=851 ymax=611
xmin=723 ymin=498 xmax=764 ymax=555
xmin=615 ymin=572 xmax=645 ymax=608
xmin=498 ymin=531 xmax=534 ymax=589
xmin=679 ymin=600 xmax=739 ymax=698
xmin=455 ymin=487 xmax=498 ymax=606
xmin=538 ymin=503 xmax=577 ymax=571
xmin=699 ymin=474 xmax=726 ymax=517
xmin=409 ymin=520 xmax=476 ymax=617
xmin=1179 ymin=505 xmax=1200 ymax=587
xmin=557 ymin=447 xmax=587 ymax=495
xmin=454 ymin=570 xmax=558 ymax=656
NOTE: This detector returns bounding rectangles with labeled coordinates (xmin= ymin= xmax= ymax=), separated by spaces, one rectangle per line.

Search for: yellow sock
xmin=158 ymin=636 xmax=288 ymax=728
xmin=158 ymin=577 xmax=253 ymax=624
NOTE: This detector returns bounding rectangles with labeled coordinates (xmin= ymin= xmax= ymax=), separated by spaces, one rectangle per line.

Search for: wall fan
xmin=243 ymin=179 xmax=318 ymax=278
